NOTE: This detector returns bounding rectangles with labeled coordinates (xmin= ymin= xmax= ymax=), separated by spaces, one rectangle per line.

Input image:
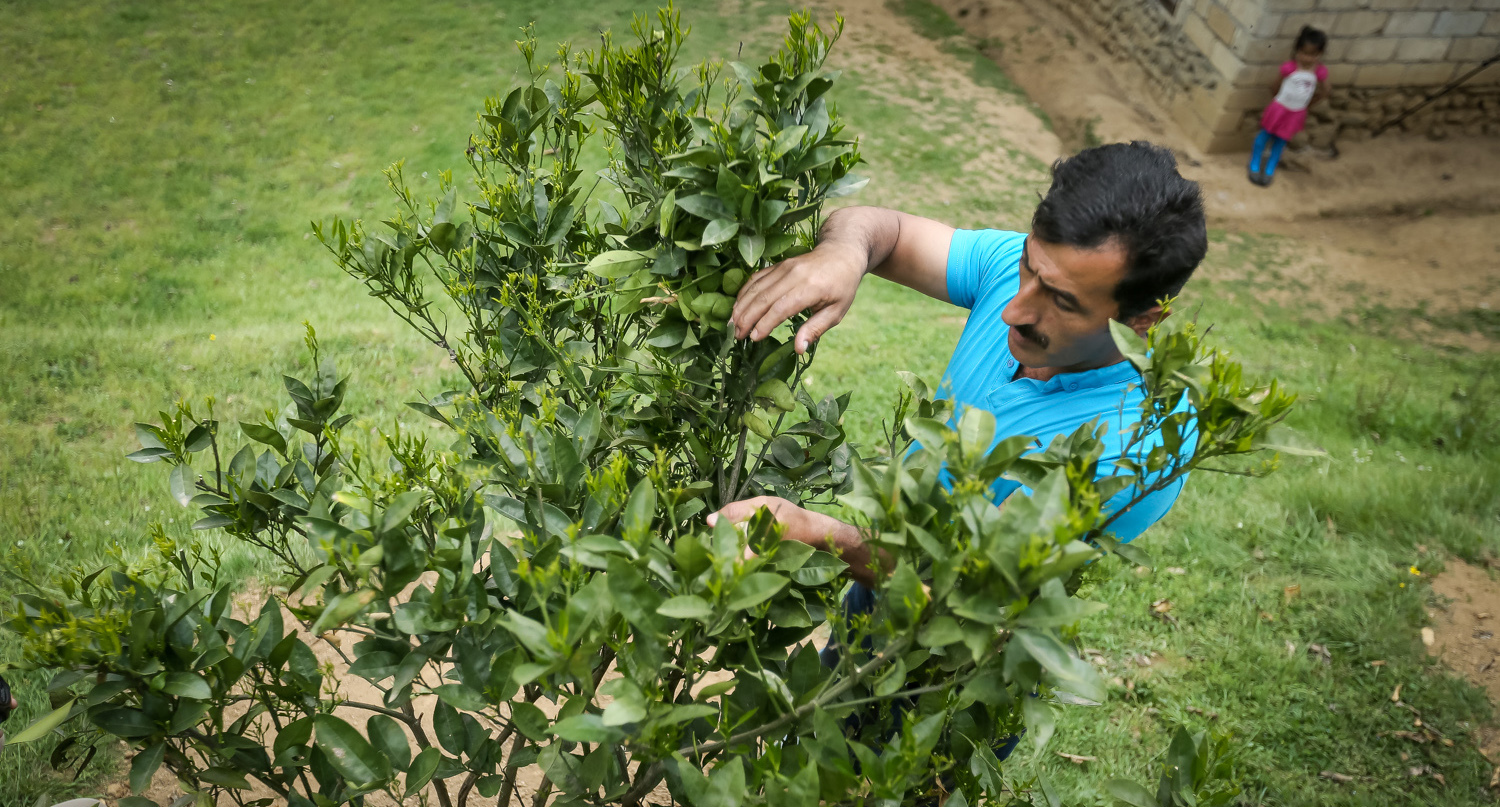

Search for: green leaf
xmin=958 ymin=406 xmax=996 ymax=459
xmin=1109 ymin=320 xmax=1149 ymax=371
xmin=658 ymin=595 xmax=713 ymax=621
xmin=432 ymin=698 xmax=465 ymax=755
xmin=311 ymin=588 xmax=376 ymax=635
xmin=602 ymin=687 xmax=648 ymax=726
xmin=200 ymin=766 xmax=251 ymax=790
xmin=917 ymin=616 xmax=963 ymax=647
xmin=1022 ymin=696 xmax=1057 ymax=751
xmin=129 ymin=741 xmax=165 ymax=794
xmin=657 ymin=704 xmax=718 ymax=725
xmin=676 ymin=193 xmax=733 ymax=221
xmin=727 ymin=572 xmax=789 ymax=610
xmin=1012 ymin=628 xmax=1106 ymax=702
xmin=905 ymin=417 xmax=949 ymax=452
xmin=368 ymin=714 xmax=412 ymax=772
xmin=885 ymin=561 xmax=927 ymax=628
xmin=873 ymin=657 xmax=907 ymax=697
xmin=405 ymin=747 xmax=441 ymax=799
xmin=738 ymin=232 xmax=765 ymax=266
xmin=824 ymin=174 xmax=869 ymax=198
xmin=789 ymin=551 xmax=846 ymax=586
xmin=379 ymin=490 xmax=427 ymax=533
xmin=314 ymin=714 xmax=393 ymax=787
xmin=168 ymin=463 xmax=193 ymax=507
xmin=510 ymin=701 xmax=550 ymax=741
xmin=273 ymin=716 xmax=313 ymax=756
xmin=771 ymin=540 xmax=814 ymax=572
xmin=241 ymin=422 xmax=288 ymax=455
xmin=660 ymin=189 xmax=678 ymax=238
xmin=1017 ymin=596 xmax=1108 ymax=629
xmin=623 ymin=477 xmax=656 ymax=539
xmin=1112 ymin=540 xmax=1153 ymax=569
xmin=433 ymin=683 xmax=488 ymax=712
xmin=161 ymin=671 xmax=212 ymax=700
xmin=701 ymin=219 xmax=739 ymax=248
xmin=550 ymin=714 xmax=624 ymax=744
xmin=586 ymin=250 xmax=650 ymax=279
xmin=92 ymin=706 xmax=156 ymax=738
xmin=1104 ymin=779 xmax=1160 ymax=807
xmin=768 ymin=125 xmax=807 ymax=161
xmin=961 ymin=675 xmax=1012 ymax=707
xmin=1165 ymin=726 xmax=1199 ymax=787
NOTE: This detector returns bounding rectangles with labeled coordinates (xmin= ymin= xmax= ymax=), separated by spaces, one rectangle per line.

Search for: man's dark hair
xmin=1031 ymin=141 xmax=1206 ymax=318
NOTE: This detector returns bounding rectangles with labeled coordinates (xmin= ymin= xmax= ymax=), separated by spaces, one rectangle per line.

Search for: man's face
xmin=1001 ymin=236 xmax=1130 ymax=370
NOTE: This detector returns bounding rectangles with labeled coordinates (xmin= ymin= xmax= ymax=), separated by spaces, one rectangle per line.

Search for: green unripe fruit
xmin=691 ymin=292 xmax=729 ymax=319
xmin=722 ymin=268 xmax=746 ymax=295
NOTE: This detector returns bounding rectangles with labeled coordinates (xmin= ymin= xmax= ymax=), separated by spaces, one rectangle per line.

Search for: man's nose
xmin=1001 ymin=286 xmax=1039 ymax=327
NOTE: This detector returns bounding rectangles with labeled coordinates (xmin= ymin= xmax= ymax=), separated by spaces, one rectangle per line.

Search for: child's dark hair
xmin=1294 ymin=25 xmax=1327 ymax=54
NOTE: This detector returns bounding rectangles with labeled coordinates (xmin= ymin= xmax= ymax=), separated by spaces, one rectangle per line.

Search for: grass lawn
xmin=2 ymin=0 xmax=1498 ymax=804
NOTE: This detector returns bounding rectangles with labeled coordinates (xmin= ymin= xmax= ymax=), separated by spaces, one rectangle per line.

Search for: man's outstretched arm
xmin=730 ymin=206 xmax=955 ymax=353
xmin=708 ymin=496 xmax=885 ymax=588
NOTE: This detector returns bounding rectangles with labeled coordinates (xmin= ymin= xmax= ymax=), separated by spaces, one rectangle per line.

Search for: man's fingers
xmin=751 ymin=288 xmax=823 ymax=344
xmin=730 ymin=264 xmax=791 ymax=339
xmin=707 ymin=499 xmax=769 ymax=526
xmin=733 ymin=270 xmax=804 ymax=341
xmin=708 ymin=496 xmax=789 ymax=528
xmin=794 ymin=303 xmax=848 ymax=354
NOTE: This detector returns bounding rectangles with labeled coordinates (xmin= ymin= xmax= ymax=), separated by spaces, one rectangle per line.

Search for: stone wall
xmin=1041 ymin=0 xmax=1222 ymax=98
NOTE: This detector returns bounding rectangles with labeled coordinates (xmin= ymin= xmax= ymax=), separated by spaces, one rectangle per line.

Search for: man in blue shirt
xmin=708 ymin=141 xmax=1207 ymax=585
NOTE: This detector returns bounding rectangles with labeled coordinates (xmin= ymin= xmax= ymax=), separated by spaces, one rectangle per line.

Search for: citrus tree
xmin=6 ymin=9 xmax=1303 ymax=807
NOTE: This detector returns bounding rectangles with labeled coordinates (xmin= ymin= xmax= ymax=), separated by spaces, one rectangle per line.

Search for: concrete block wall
xmin=1201 ymin=0 xmax=1500 ymax=149
xmin=1033 ymin=0 xmax=1500 ymax=151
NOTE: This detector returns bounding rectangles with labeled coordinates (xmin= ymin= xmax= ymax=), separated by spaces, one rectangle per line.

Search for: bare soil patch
xmin=1429 ymin=559 xmax=1500 ymax=706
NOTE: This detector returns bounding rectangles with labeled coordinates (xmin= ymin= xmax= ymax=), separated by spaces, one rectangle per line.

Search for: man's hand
xmin=708 ymin=496 xmax=880 ymax=586
xmin=730 ymin=243 xmax=865 ymax=354
xmin=728 ymin=206 xmax=955 ymax=353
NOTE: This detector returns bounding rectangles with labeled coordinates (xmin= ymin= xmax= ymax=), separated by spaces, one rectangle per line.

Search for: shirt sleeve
xmin=1316 ymin=64 xmax=1329 ymax=83
xmin=1280 ymin=61 xmax=1296 ymax=78
xmin=945 ymin=229 xmax=1026 ymax=311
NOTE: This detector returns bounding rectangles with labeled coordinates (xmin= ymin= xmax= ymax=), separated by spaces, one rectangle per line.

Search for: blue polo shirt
xmin=940 ymin=228 xmax=1185 ymax=543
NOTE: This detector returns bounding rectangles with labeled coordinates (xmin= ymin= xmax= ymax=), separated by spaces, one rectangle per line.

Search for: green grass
xmin=3 ymin=1 xmax=1499 ymax=805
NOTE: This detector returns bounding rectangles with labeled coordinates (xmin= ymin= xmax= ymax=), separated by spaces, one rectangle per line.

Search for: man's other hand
xmin=707 ymin=495 xmax=822 ymax=543
xmin=708 ymin=496 xmax=878 ymax=586
xmin=730 ymin=243 xmax=865 ymax=354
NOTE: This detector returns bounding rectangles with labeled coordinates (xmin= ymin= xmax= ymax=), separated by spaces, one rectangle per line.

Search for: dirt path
xmin=853 ymin=0 xmax=1500 ymax=324
xmin=1428 ymin=559 xmax=1500 ymax=767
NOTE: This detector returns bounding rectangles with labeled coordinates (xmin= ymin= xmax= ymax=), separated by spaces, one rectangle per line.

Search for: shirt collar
xmin=993 ymin=327 xmax=1142 ymax=394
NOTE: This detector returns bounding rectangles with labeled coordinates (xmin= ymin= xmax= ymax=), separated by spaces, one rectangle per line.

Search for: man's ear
xmin=1123 ymin=303 xmax=1166 ymax=338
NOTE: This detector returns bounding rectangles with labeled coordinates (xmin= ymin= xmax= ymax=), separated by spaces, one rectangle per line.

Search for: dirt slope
xmin=860 ymin=0 xmax=1500 ymax=321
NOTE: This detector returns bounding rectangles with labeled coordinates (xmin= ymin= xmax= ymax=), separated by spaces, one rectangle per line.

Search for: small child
xmin=1248 ymin=26 xmax=1328 ymax=187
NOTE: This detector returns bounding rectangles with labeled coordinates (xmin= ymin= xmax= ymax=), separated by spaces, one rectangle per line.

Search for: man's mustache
xmin=1014 ymin=324 xmax=1048 ymax=349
